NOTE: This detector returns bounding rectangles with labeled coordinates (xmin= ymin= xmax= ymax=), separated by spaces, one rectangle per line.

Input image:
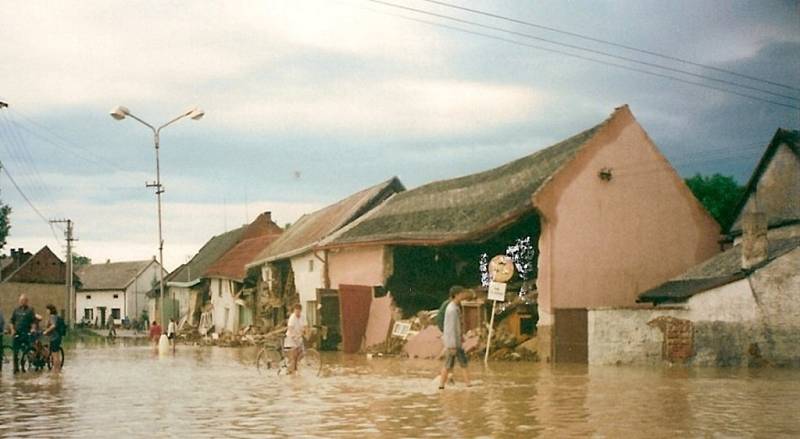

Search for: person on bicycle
xmin=285 ymin=303 xmax=306 ymax=374
xmin=10 ymin=294 xmax=36 ymax=373
xmin=43 ymin=304 xmax=64 ymax=371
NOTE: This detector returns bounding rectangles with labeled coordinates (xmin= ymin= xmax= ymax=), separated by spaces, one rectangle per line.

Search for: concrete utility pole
xmin=50 ymin=219 xmax=75 ymax=327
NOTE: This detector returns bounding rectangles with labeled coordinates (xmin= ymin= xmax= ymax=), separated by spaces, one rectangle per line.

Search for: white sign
xmin=488 ymin=281 xmax=507 ymax=302
xmin=392 ymin=321 xmax=412 ymax=338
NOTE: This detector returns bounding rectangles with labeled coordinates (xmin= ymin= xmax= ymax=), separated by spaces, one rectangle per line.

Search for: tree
xmin=0 ymin=198 xmax=10 ymax=250
xmin=72 ymin=253 xmax=92 ymax=268
xmin=685 ymin=173 xmax=745 ymax=230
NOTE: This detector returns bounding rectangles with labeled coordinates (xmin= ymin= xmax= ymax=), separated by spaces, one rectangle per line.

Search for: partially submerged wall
xmin=534 ymin=107 xmax=720 ymax=361
xmin=328 ymin=245 xmax=390 ymax=289
xmin=589 ymin=249 xmax=800 ymax=367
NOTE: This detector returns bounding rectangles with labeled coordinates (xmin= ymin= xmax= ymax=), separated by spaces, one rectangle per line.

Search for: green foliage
xmin=0 ymin=199 xmax=10 ymax=250
xmin=685 ymin=173 xmax=745 ymax=230
xmin=72 ymin=253 xmax=92 ymax=267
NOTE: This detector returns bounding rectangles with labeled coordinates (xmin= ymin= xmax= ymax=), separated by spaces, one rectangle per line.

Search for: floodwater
xmin=1 ymin=341 xmax=799 ymax=438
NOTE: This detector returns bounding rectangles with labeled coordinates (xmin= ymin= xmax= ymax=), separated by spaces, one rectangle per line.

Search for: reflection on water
xmin=2 ymin=341 xmax=800 ymax=437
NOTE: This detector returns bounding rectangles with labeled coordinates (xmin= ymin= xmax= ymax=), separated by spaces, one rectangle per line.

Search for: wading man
xmin=439 ymin=289 xmax=472 ymax=389
xmin=10 ymin=294 xmax=36 ymax=373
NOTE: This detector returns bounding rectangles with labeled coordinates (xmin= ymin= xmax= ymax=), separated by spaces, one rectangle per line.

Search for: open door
xmin=317 ymin=289 xmax=342 ymax=351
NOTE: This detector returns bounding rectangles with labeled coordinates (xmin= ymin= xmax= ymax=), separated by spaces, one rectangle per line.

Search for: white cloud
xmin=213 ymin=79 xmax=546 ymax=137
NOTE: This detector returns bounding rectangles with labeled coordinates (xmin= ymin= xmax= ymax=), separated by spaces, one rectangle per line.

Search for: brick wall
xmin=0 ymin=282 xmax=66 ymax=327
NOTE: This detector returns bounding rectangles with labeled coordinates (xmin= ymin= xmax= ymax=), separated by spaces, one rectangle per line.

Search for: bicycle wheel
xmin=299 ymin=349 xmax=322 ymax=377
xmin=256 ymin=347 xmax=283 ymax=375
xmin=58 ymin=347 xmax=65 ymax=369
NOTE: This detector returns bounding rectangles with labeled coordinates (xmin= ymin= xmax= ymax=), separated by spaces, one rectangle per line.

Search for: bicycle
xmin=256 ymin=330 xmax=322 ymax=377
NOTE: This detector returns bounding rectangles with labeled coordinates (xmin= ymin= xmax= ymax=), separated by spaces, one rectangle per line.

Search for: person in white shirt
xmin=285 ymin=303 xmax=306 ymax=373
xmin=167 ymin=318 xmax=177 ymax=349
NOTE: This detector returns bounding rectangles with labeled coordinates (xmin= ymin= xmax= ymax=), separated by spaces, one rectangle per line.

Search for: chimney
xmin=263 ymin=211 xmax=272 ymax=222
xmin=106 ymin=259 xmax=111 ymax=264
xmin=741 ymin=212 xmax=768 ymax=270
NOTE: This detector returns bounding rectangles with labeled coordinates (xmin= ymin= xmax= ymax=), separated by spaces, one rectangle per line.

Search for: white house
xmin=76 ymin=258 xmax=167 ymax=326
xmin=246 ymin=178 xmax=404 ymax=328
xmin=205 ymin=212 xmax=283 ymax=334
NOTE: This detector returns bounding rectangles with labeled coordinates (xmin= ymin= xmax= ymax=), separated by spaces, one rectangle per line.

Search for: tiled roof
xmin=204 ymin=212 xmax=283 ymax=281
xmin=248 ymin=178 xmax=404 ymax=265
xmin=326 ymin=107 xmax=624 ymax=246
xmin=638 ymin=236 xmax=800 ymax=303
xmin=77 ymin=259 xmax=156 ymax=291
xmin=167 ymin=226 xmax=247 ymax=284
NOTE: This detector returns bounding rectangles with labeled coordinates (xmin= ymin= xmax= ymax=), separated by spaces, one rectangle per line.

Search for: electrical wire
xmin=355 ymin=3 xmax=798 ymax=110
xmin=366 ymin=0 xmax=798 ymax=105
xmin=9 ymin=108 xmax=133 ymax=173
xmin=418 ymin=0 xmax=799 ymax=92
xmin=0 ymin=161 xmax=63 ymax=243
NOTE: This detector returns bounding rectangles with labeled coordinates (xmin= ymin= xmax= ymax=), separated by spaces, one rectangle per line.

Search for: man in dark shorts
xmin=43 ymin=304 xmax=64 ymax=371
xmin=10 ymin=294 xmax=36 ymax=373
xmin=438 ymin=289 xmax=472 ymax=389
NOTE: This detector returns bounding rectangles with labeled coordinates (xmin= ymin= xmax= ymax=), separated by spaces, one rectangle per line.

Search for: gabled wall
xmin=731 ymin=143 xmax=800 ymax=232
xmin=533 ymin=107 xmax=720 ymax=360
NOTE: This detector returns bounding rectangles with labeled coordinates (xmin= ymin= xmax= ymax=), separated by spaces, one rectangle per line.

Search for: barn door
xmin=554 ymin=308 xmax=588 ymax=363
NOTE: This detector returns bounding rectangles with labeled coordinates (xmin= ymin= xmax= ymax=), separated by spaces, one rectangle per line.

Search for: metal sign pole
xmin=484 ymin=299 xmax=497 ymax=365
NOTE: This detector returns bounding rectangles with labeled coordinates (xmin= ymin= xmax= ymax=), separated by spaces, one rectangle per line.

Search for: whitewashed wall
xmin=290 ymin=252 xmax=324 ymax=322
xmin=75 ymin=290 xmax=126 ymax=325
xmin=210 ymin=277 xmax=239 ymax=334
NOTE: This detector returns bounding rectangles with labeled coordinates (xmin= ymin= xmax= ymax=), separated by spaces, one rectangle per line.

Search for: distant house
xmin=245 ymin=178 xmax=404 ymax=337
xmin=589 ymin=128 xmax=800 ymax=367
xmin=76 ymin=258 xmax=166 ymax=326
xmin=205 ymin=212 xmax=283 ymax=334
xmin=0 ymin=246 xmax=68 ymax=322
xmin=321 ymin=105 xmax=721 ymax=359
xmin=728 ymin=128 xmax=800 ymax=240
xmin=161 ymin=225 xmax=249 ymax=325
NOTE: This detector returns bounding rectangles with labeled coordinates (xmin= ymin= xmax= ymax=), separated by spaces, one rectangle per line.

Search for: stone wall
xmin=589 ymin=248 xmax=800 ymax=366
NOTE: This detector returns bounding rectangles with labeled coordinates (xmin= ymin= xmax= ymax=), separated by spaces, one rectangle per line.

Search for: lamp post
xmin=110 ymin=106 xmax=204 ymax=333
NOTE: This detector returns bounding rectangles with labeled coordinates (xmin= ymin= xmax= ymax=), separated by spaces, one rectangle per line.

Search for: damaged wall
xmin=589 ymin=248 xmax=800 ymax=366
xmin=328 ymin=245 xmax=389 ymax=290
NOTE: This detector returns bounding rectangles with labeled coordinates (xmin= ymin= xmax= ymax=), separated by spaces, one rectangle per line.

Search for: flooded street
xmin=2 ymin=342 xmax=800 ymax=438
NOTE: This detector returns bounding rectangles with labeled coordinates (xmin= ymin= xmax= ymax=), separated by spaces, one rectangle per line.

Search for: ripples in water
xmin=1 ymin=341 xmax=799 ymax=437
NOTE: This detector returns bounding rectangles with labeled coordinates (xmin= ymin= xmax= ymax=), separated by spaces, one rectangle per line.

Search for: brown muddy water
xmin=1 ymin=341 xmax=799 ymax=438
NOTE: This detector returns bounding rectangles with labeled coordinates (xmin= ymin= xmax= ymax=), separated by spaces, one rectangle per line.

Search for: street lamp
xmin=110 ymin=105 xmax=204 ymax=334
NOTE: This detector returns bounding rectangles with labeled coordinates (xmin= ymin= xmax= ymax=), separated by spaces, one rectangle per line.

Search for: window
xmin=84 ymin=308 xmax=93 ymax=320
xmin=86 ymin=295 xmax=91 ymax=300
xmin=113 ymin=294 xmax=119 ymax=299
xmin=218 ymin=279 xmax=222 ymax=297
xmin=111 ymin=308 xmax=121 ymax=319
xmin=309 ymin=259 xmax=314 ymax=272
xmin=306 ymin=300 xmax=317 ymax=325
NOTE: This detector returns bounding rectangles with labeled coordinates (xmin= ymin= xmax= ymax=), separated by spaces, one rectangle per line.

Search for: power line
xmin=367 ymin=0 xmax=798 ymax=104
xmin=0 ymin=111 xmax=58 ymax=207
xmin=9 ymin=108 xmax=132 ymax=173
xmin=418 ymin=0 xmax=800 ymax=92
xmin=0 ymin=162 xmax=62 ymax=242
xmin=356 ymin=3 xmax=799 ymax=110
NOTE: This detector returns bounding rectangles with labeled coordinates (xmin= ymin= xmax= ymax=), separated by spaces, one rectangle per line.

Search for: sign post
xmin=484 ymin=281 xmax=507 ymax=364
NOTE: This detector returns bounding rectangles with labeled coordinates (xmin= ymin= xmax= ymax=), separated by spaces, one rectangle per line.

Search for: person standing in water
xmin=438 ymin=289 xmax=472 ymax=389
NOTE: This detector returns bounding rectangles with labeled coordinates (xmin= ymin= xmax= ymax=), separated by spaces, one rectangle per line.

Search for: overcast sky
xmin=1 ymin=0 xmax=798 ymax=270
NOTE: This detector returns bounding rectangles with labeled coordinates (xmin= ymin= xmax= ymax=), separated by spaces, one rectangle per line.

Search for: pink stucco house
xmin=320 ymin=105 xmax=721 ymax=361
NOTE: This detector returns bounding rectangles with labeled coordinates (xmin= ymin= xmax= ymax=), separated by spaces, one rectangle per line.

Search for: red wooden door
xmin=338 ymin=284 xmax=373 ymax=354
